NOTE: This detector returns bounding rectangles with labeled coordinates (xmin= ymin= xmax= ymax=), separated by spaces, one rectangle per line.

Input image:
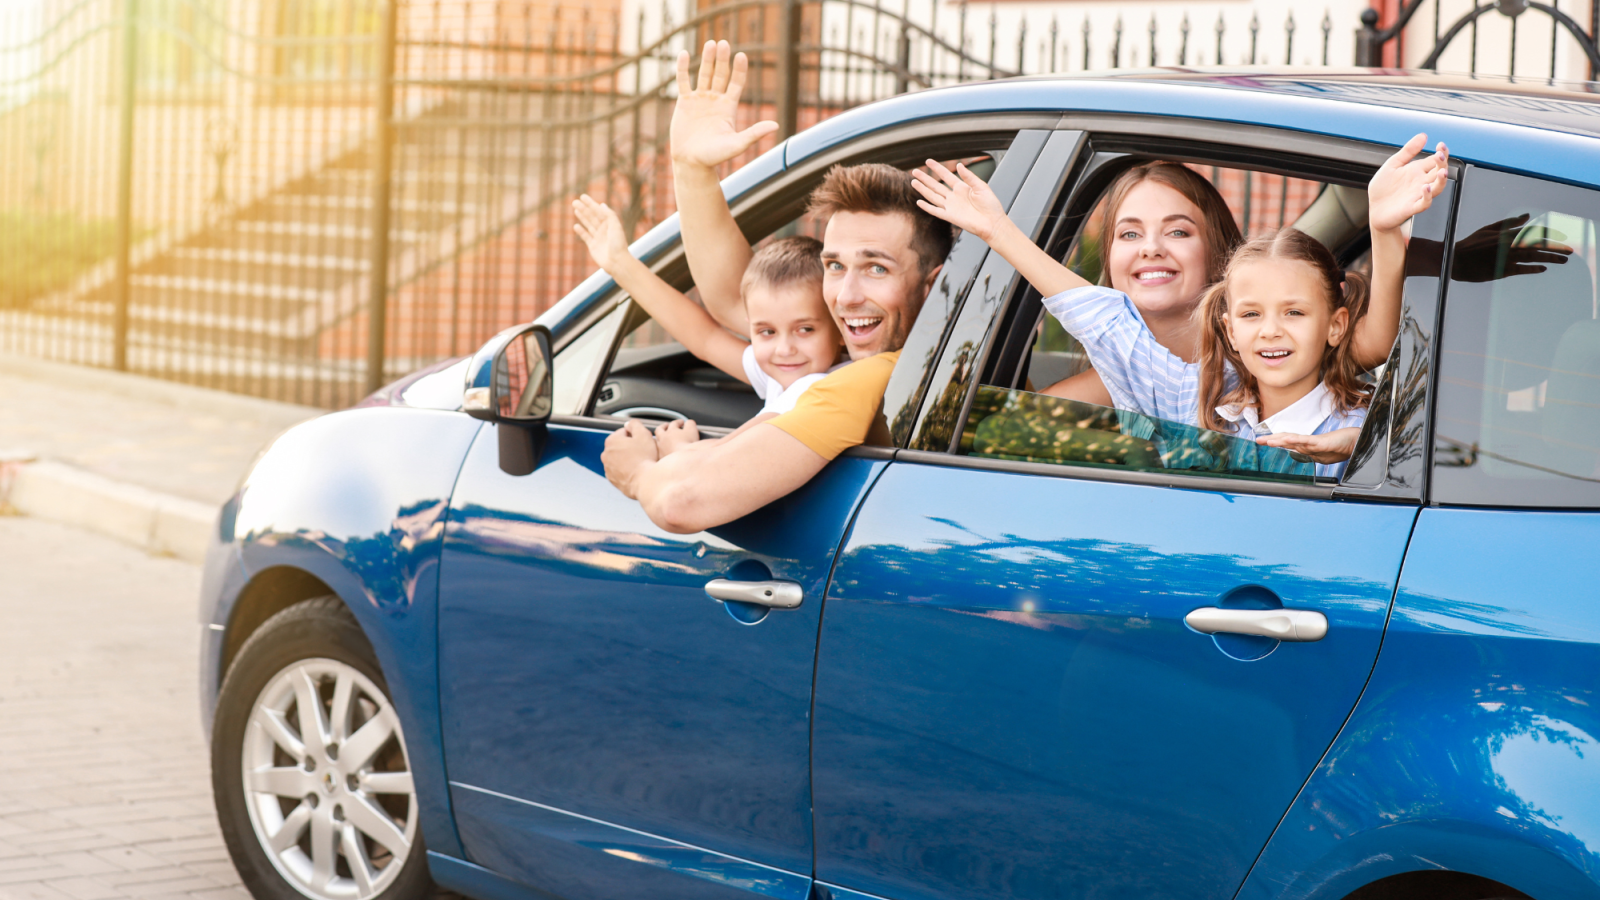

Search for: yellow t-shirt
xmin=768 ymin=351 xmax=901 ymax=461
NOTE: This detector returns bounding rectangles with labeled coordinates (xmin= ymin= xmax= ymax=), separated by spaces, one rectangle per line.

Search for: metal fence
xmin=1 ymin=0 xmax=1597 ymax=408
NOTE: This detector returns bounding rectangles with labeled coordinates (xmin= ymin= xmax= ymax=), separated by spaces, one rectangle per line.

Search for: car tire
xmin=212 ymin=597 xmax=432 ymax=900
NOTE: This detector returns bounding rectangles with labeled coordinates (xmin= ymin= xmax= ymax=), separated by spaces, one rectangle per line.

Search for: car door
xmin=809 ymin=126 xmax=1453 ymax=900
xmin=1233 ymin=163 xmax=1600 ymax=900
xmin=433 ymin=129 xmax=1048 ymax=900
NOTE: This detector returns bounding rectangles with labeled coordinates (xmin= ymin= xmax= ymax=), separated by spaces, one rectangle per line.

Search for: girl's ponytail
xmin=1195 ymin=281 xmax=1255 ymax=431
xmin=1323 ymin=270 xmax=1375 ymax=414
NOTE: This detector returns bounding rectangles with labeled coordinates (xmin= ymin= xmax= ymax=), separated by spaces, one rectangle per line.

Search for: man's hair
xmin=806 ymin=163 xmax=954 ymax=278
xmin=740 ymin=235 xmax=824 ymax=300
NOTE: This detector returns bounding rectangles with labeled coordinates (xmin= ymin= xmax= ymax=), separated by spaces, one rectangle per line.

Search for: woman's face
xmin=1105 ymin=180 xmax=1213 ymax=323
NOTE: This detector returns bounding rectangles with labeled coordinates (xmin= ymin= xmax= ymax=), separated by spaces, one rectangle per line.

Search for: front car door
xmin=432 ymin=126 xmax=1050 ymax=900
xmin=809 ymin=122 xmax=1454 ymax=900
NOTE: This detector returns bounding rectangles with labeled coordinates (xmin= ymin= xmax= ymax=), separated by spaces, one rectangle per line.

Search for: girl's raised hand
xmin=572 ymin=194 xmax=632 ymax=274
xmin=912 ymin=159 xmax=1010 ymax=242
xmin=1257 ymin=427 xmax=1361 ymax=464
xmin=1369 ymin=133 xmax=1449 ymax=234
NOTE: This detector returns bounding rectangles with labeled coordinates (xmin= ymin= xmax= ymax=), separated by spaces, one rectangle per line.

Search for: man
xmin=601 ymin=41 xmax=953 ymax=534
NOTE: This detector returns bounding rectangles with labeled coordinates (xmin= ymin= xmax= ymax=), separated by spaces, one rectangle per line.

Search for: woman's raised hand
xmin=912 ymin=159 xmax=1011 ymax=242
xmin=572 ymin=194 xmax=632 ymax=274
xmin=1369 ymin=133 xmax=1449 ymax=234
xmin=669 ymin=41 xmax=780 ymax=169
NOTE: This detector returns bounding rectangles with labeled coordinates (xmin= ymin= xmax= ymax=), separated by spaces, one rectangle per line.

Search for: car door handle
xmin=704 ymin=579 xmax=804 ymax=609
xmin=1184 ymin=607 xmax=1328 ymax=642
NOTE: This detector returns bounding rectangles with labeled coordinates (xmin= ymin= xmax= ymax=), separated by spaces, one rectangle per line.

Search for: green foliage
xmin=0 ymin=210 xmax=119 ymax=307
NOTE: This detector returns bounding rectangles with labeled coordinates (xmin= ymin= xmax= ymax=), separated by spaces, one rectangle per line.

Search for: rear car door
xmin=432 ymin=128 xmax=1048 ymax=900
xmin=809 ymin=125 xmax=1452 ymax=900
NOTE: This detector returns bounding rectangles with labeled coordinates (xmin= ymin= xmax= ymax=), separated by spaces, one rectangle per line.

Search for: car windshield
xmin=959 ymin=385 xmax=1321 ymax=485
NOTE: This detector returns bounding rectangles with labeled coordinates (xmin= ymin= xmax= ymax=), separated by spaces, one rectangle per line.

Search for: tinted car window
xmin=960 ymin=386 xmax=1320 ymax=484
xmin=965 ymin=160 xmax=1376 ymax=488
xmin=1433 ymin=168 xmax=1600 ymax=507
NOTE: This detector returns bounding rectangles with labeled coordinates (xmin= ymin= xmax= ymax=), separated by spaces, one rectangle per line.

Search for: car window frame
xmin=899 ymin=116 xmax=1458 ymax=502
xmin=546 ymin=116 xmax=1062 ymax=444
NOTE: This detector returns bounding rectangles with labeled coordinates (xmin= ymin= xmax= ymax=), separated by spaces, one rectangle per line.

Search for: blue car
xmin=200 ymin=70 xmax=1600 ymax=900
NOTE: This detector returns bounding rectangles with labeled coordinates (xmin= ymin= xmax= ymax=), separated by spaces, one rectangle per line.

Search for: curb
xmin=0 ymin=351 xmax=325 ymax=563
xmin=4 ymin=460 xmax=217 ymax=563
xmin=0 ymin=350 xmax=323 ymax=430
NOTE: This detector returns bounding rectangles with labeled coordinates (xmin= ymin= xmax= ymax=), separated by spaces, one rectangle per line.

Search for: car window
xmin=964 ymin=160 xmax=1382 ymax=489
xmin=959 ymin=386 xmax=1320 ymax=484
xmin=1432 ymin=167 xmax=1600 ymax=507
xmin=551 ymin=303 xmax=625 ymax=416
xmin=582 ymin=152 xmax=1000 ymax=429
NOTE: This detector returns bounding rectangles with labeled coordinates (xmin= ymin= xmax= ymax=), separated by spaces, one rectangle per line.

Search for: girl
xmin=911 ymin=134 xmax=1449 ymax=477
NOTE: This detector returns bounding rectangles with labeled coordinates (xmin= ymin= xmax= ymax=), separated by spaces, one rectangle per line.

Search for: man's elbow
xmin=642 ymin=482 xmax=713 ymax=535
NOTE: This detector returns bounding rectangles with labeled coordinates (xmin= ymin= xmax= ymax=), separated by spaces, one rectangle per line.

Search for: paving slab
xmin=0 ymin=517 xmax=467 ymax=900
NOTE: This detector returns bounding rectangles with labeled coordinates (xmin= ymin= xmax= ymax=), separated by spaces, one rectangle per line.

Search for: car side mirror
xmin=464 ymin=324 xmax=552 ymax=476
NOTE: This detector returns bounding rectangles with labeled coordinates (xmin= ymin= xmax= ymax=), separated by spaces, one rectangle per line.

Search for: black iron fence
xmin=0 ymin=0 xmax=1596 ymax=409
xmin=1358 ymin=0 xmax=1600 ymax=77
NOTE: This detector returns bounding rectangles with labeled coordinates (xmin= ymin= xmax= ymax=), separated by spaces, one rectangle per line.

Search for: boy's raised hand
xmin=912 ymin=159 xmax=1010 ymax=242
xmin=670 ymin=40 xmax=780 ymax=169
xmin=1369 ymin=133 xmax=1449 ymax=234
xmin=572 ymin=194 xmax=632 ymax=273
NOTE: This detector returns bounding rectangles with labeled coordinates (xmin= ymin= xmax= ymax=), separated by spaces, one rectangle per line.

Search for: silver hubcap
xmin=242 ymin=658 xmax=416 ymax=900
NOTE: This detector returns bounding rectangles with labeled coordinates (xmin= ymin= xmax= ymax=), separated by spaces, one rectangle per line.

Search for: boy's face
xmin=820 ymin=211 xmax=940 ymax=359
xmin=746 ymin=281 xmax=843 ymax=389
xmin=1226 ymin=258 xmax=1349 ymax=404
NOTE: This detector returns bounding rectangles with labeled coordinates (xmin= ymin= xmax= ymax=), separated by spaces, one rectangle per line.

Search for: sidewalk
xmin=0 ymin=353 xmax=323 ymax=562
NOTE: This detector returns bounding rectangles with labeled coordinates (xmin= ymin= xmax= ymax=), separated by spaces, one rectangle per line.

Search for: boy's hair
xmin=806 ymin=163 xmax=954 ymax=278
xmin=740 ymin=235 xmax=824 ymax=301
xmin=1097 ymin=161 xmax=1243 ymax=287
xmin=1196 ymin=228 xmax=1373 ymax=432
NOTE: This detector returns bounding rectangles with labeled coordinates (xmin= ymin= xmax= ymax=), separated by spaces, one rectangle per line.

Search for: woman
xmin=1042 ymin=161 xmax=1243 ymax=406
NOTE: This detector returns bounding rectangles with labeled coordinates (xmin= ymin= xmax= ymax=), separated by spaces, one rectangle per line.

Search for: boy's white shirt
xmin=741 ymin=345 xmax=846 ymax=415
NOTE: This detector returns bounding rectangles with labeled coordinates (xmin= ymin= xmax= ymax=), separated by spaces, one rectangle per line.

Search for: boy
xmin=572 ymin=194 xmax=844 ymax=453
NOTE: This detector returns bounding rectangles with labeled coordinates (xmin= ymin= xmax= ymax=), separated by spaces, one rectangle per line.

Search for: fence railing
xmin=1 ymin=0 xmax=1597 ymax=409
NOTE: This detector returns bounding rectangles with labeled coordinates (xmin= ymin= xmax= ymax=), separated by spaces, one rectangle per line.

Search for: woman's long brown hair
xmin=1095 ymin=161 xmax=1243 ymax=289
xmin=1196 ymin=228 xmax=1373 ymax=432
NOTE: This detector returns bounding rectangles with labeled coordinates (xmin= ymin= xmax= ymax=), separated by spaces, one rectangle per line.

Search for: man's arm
xmin=670 ymin=41 xmax=779 ymax=336
xmin=605 ymin=422 xmax=826 ymax=534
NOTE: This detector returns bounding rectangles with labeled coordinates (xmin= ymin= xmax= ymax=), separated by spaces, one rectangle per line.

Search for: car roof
xmin=786 ymin=68 xmax=1600 ymax=189
xmin=540 ymin=69 xmax=1600 ymax=336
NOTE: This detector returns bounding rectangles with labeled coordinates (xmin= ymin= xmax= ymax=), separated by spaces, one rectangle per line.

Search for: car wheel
xmin=212 ymin=597 xmax=431 ymax=900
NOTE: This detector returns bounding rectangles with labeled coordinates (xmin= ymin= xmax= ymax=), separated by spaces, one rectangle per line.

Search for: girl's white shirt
xmin=741 ymin=345 xmax=846 ymax=415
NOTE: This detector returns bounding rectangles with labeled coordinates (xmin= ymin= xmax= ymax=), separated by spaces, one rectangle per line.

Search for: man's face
xmin=820 ymin=211 xmax=938 ymax=359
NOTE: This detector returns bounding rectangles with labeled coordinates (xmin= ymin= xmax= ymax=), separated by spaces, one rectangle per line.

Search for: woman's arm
xmin=911 ymin=159 xmax=1091 ymax=298
xmin=1040 ymin=368 xmax=1114 ymax=406
xmin=574 ymin=194 xmax=750 ymax=383
xmin=1355 ymin=134 xmax=1449 ymax=369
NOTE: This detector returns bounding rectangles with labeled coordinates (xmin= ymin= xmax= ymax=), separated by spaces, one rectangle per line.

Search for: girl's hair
xmin=1096 ymin=161 xmax=1243 ymax=288
xmin=1196 ymin=228 xmax=1373 ymax=432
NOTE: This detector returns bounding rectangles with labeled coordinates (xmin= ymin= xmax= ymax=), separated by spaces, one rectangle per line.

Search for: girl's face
xmin=1106 ymin=180 xmax=1212 ymax=322
xmin=746 ymin=282 xmax=843 ymax=389
xmin=1225 ymin=258 xmax=1350 ymax=401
